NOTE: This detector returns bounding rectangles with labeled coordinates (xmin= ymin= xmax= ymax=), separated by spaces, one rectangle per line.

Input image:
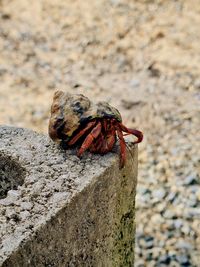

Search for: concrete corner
xmin=0 ymin=126 xmax=137 ymax=267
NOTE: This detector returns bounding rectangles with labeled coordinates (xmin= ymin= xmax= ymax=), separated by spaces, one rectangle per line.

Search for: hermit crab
xmin=49 ymin=91 xmax=143 ymax=168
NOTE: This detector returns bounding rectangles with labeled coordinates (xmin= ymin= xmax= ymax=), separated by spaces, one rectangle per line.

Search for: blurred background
xmin=0 ymin=0 xmax=199 ymax=266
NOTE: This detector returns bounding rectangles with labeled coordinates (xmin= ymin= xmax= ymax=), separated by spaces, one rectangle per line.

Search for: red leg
xmin=77 ymin=122 xmax=102 ymax=157
xmin=92 ymin=121 xmax=116 ymax=154
xmin=103 ymin=134 xmax=116 ymax=153
xmin=68 ymin=121 xmax=96 ymax=146
xmin=89 ymin=133 xmax=104 ymax=153
xmin=90 ymin=133 xmax=116 ymax=154
xmin=119 ymin=123 xmax=143 ymax=144
xmin=116 ymin=128 xmax=126 ymax=169
xmin=100 ymin=122 xmax=117 ymax=153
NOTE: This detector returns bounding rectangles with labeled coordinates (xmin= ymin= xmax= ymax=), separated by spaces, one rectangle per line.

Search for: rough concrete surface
xmin=0 ymin=126 xmax=137 ymax=267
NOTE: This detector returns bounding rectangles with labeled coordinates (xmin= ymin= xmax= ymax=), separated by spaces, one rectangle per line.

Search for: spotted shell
xmin=49 ymin=90 xmax=122 ymax=142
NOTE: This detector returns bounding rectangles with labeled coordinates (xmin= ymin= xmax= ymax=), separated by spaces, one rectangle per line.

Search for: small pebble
xmin=176 ymin=254 xmax=191 ymax=265
xmin=152 ymin=188 xmax=166 ymax=201
xmin=163 ymin=209 xmax=177 ymax=219
xmin=183 ymin=174 xmax=198 ymax=185
xmin=176 ymin=240 xmax=193 ymax=250
xmin=158 ymin=254 xmax=171 ymax=264
xmin=174 ymin=219 xmax=183 ymax=229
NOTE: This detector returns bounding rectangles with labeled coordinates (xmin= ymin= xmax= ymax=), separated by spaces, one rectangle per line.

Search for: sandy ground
xmin=0 ymin=0 xmax=200 ymax=266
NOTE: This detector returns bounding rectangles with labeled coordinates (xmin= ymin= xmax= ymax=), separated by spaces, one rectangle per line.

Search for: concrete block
xmin=0 ymin=126 xmax=138 ymax=267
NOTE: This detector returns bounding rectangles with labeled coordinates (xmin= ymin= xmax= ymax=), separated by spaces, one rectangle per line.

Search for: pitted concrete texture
xmin=0 ymin=126 xmax=138 ymax=267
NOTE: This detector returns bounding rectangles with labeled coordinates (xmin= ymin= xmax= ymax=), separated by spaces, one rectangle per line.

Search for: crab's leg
xmin=77 ymin=121 xmax=102 ymax=157
xmin=68 ymin=121 xmax=96 ymax=146
xmin=119 ymin=123 xmax=143 ymax=144
xmin=116 ymin=128 xmax=126 ymax=169
xmin=94 ymin=121 xmax=116 ymax=154
xmin=90 ymin=132 xmax=116 ymax=154
xmin=103 ymin=134 xmax=116 ymax=153
xmin=89 ymin=132 xmax=104 ymax=152
xmin=100 ymin=122 xmax=117 ymax=153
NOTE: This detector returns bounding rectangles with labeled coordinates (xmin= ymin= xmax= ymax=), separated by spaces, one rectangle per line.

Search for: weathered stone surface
xmin=0 ymin=126 xmax=138 ymax=267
